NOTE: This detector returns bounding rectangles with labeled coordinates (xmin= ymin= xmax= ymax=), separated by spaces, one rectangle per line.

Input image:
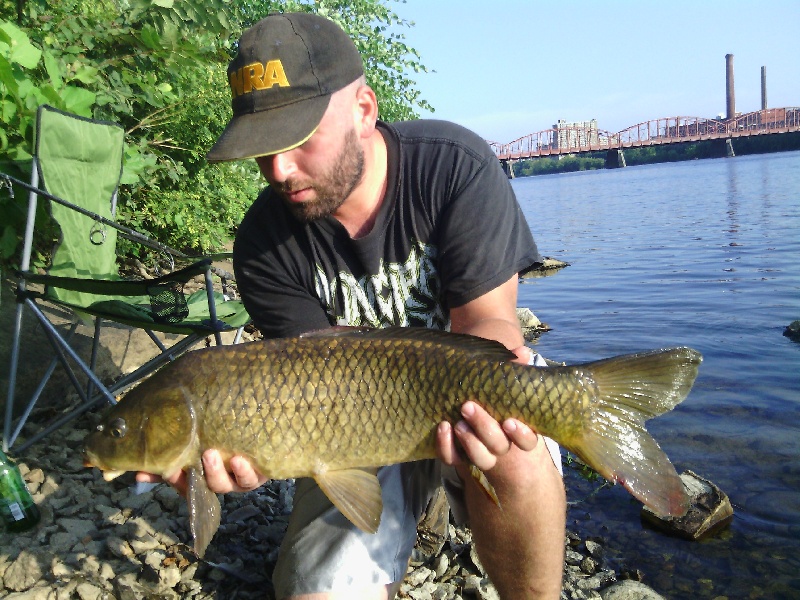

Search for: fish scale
xmin=84 ymin=326 xmax=702 ymax=557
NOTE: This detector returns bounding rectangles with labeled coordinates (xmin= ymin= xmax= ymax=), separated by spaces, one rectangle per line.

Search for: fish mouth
xmin=83 ymin=452 xmax=126 ymax=481
xmin=99 ymin=470 xmax=126 ymax=481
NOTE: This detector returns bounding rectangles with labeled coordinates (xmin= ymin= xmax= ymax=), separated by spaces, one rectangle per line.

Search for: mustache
xmin=273 ymin=179 xmax=312 ymax=194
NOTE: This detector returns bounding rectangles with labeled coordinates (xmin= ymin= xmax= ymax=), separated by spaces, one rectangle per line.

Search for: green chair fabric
xmin=3 ymin=105 xmax=250 ymax=452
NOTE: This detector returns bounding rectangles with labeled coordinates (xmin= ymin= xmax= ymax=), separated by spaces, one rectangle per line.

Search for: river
xmin=512 ymin=151 xmax=800 ymax=599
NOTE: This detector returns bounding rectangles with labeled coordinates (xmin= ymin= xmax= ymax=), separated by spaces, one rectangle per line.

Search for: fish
xmin=83 ymin=326 xmax=701 ymax=556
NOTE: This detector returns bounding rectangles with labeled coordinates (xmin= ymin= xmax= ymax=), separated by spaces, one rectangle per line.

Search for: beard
xmin=275 ymin=127 xmax=365 ymax=223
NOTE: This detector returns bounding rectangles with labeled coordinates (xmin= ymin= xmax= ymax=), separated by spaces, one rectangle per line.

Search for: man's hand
xmin=435 ymin=344 xmax=540 ymax=470
xmin=135 ymin=450 xmax=267 ymax=496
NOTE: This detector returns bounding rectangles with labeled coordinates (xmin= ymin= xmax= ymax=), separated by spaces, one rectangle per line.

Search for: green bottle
xmin=0 ymin=450 xmax=41 ymax=533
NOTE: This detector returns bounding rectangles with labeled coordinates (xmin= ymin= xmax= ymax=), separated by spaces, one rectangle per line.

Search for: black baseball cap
xmin=206 ymin=13 xmax=365 ymax=162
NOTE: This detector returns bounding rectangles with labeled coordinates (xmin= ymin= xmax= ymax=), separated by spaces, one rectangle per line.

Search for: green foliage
xmin=313 ymin=0 xmax=433 ymax=122
xmin=515 ymin=154 xmax=605 ymax=177
xmin=0 ymin=0 xmax=432 ymax=267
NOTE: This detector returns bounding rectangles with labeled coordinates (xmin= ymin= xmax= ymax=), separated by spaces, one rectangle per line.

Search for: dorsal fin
xmin=300 ymin=326 xmax=517 ymax=361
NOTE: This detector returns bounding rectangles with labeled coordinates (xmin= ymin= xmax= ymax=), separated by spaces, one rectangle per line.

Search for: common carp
xmin=83 ymin=327 xmax=701 ymax=556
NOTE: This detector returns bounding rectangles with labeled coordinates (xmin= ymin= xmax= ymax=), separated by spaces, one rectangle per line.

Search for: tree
xmin=0 ymin=0 xmax=431 ymax=265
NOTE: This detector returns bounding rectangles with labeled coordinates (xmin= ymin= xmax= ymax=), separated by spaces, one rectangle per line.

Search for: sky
xmin=391 ymin=0 xmax=800 ymax=144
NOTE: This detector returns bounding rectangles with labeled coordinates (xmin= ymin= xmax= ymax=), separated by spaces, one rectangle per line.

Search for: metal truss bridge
xmin=490 ymin=107 xmax=800 ymax=168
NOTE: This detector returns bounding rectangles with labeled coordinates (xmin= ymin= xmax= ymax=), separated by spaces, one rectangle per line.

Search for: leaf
xmin=0 ymin=21 xmax=42 ymax=69
xmin=42 ymin=51 xmax=63 ymax=91
xmin=0 ymin=225 xmax=17 ymax=259
xmin=70 ymin=64 xmax=99 ymax=85
xmin=0 ymin=54 xmax=20 ymax=99
xmin=61 ymin=86 xmax=96 ymax=117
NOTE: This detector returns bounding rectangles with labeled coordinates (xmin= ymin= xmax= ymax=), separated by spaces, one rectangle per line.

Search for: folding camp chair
xmin=2 ymin=104 xmax=250 ymax=452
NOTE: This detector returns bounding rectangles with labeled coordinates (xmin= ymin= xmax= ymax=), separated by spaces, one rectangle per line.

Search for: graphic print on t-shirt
xmin=314 ymin=240 xmax=447 ymax=329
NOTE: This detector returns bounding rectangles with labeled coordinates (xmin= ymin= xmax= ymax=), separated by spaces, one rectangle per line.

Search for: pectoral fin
xmin=470 ymin=464 xmax=502 ymax=509
xmin=314 ymin=467 xmax=383 ymax=534
xmin=187 ymin=465 xmax=222 ymax=557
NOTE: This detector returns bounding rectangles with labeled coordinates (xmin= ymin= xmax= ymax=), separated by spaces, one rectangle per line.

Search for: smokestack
xmin=761 ymin=66 xmax=767 ymax=110
xmin=726 ymin=54 xmax=735 ymax=120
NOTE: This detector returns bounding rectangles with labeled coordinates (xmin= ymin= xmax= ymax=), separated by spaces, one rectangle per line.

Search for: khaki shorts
xmin=273 ymin=438 xmax=562 ymax=598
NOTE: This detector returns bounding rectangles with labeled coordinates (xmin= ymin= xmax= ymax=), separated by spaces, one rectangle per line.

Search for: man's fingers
xmin=229 ymin=455 xmax=266 ymax=491
xmin=203 ymin=450 xmax=267 ymax=493
xmin=135 ymin=472 xmax=162 ymax=484
xmin=202 ymin=449 xmax=239 ymax=493
xmin=437 ymin=403 xmax=541 ymax=472
xmin=436 ymin=421 xmax=466 ymax=466
xmin=137 ymin=470 xmax=187 ymax=496
xmin=453 ymin=420 xmax=498 ymax=471
xmin=502 ymin=418 xmax=540 ymax=452
xmin=459 ymin=402 xmax=512 ymax=456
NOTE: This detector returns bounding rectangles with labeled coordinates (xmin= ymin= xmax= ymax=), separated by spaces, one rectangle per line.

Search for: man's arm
xmin=437 ymin=273 xmax=566 ymax=600
xmin=439 ymin=274 xmax=541 ymax=465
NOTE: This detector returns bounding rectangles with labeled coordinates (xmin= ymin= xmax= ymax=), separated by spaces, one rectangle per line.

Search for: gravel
xmin=0 ymin=403 xmax=664 ymax=600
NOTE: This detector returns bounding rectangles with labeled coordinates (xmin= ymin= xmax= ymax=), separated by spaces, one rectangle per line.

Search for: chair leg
xmin=144 ymin=329 xmax=169 ymax=353
xmin=203 ymin=268 xmax=223 ymax=346
xmin=23 ymin=300 xmax=116 ymax=405
xmin=86 ymin=317 xmax=103 ymax=400
xmin=14 ymin=394 xmax=108 ymax=453
xmin=110 ymin=332 xmax=203 ymax=394
xmin=3 ymin=302 xmax=26 ymax=451
xmin=6 ymin=301 xmax=118 ymax=452
xmin=7 ymin=322 xmax=80 ymax=449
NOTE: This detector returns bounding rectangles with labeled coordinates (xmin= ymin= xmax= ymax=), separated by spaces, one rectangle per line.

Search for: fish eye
xmin=108 ymin=418 xmax=127 ymax=438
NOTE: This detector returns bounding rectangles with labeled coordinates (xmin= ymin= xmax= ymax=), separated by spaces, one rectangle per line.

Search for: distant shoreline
xmin=510 ymin=131 xmax=800 ymax=177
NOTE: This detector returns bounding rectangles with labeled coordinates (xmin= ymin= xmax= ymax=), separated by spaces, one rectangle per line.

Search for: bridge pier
xmin=501 ymin=159 xmax=515 ymax=179
xmin=713 ymin=138 xmax=736 ymax=158
xmin=605 ymin=148 xmax=626 ymax=169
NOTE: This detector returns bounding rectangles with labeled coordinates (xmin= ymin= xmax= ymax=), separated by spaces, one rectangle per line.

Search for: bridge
xmin=490 ymin=107 xmax=800 ymax=171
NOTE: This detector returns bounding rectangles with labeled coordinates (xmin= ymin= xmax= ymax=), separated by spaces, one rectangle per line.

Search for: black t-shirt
xmin=233 ymin=120 xmax=541 ymax=338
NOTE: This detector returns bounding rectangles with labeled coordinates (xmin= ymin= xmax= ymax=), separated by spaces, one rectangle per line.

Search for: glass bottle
xmin=0 ymin=450 xmax=41 ymax=533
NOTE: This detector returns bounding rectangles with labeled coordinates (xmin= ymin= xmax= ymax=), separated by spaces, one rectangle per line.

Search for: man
xmin=141 ymin=12 xmax=566 ymax=600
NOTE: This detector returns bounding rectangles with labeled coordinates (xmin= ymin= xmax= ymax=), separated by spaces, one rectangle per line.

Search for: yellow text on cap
xmin=230 ymin=60 xmax=290 ymax=98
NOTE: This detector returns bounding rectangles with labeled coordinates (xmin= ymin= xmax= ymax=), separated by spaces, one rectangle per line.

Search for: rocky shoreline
xmin=0 ymin=403 xmax=665 ymax=600
xmin=0 ymin=272 xmax=667 ymax=599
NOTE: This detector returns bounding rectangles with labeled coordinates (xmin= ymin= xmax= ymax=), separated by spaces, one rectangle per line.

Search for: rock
xmin=784 ymin=320 xmax=800 ymax=341
xmin=432 ymin=552 xmax=449 ymax=579
xmin=516 ymin=307 xmax=551 ymax=340
xmin=75 ymin=581 xmax=104 ymax=600
xmin=520 ymin=257 xmax=571 ymax=279
xmin=411 ymin=486 xmax=450 ymax=565
xmin=4 ymin=588 xmax=55 ymax=600
xmin=4 ymin=550 xmax=47 ymax=592
xmin=57 ymin=517 xmax=98 ymax=539
xmin=580 ymin=556 xmax=599 ymax=575
xmin=469 ymin=545 xmax=487 ymax=576
xmin=600 ymin=580 xmax=666 ymax=600
xmin=641 ymin=470 xmax=733 ymax=540
xmin=585 ymin=540 xmax=604 ymax=559
xmin=406 ymin=566 xmax=433 ymax=587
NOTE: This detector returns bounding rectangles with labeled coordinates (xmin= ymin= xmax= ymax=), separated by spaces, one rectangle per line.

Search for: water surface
xmin=513 ymin=151 xmax=800 ymax=598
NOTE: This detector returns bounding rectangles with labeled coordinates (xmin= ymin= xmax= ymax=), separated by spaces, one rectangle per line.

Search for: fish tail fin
xmin=569 ymin=347 xmax=701 ymax=516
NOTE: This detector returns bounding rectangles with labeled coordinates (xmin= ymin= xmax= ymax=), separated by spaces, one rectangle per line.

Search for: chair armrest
xmin=18 ymin=258 xmax=213 ymax=297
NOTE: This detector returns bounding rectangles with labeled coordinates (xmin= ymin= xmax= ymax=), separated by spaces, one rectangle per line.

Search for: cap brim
xmin=206 ymin=94 xmax=331 ymax=163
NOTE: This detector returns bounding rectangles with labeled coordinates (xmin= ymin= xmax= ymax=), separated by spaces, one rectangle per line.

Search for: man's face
xmin=256 ymin=123 xmax=365 ymax=223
